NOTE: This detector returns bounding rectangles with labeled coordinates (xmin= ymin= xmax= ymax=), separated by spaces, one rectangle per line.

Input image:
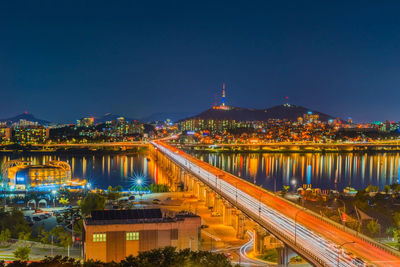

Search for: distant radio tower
xmin=222 ymin=83 xmax=226 ymax=106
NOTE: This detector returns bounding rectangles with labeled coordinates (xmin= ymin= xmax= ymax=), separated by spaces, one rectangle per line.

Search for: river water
xmin=0 ymin=153 xmax=163 ymax=190
xmin=2 ymin=152 xmax=400 ymax=191
xmin=190 ymin=152 xmax=400 ymax=191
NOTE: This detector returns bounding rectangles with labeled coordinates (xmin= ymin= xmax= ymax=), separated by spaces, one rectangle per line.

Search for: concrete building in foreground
xmin=83 ymin=209 xmax=201 ymax=263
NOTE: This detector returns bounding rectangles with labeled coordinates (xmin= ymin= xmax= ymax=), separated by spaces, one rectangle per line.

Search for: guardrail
xmin=154 ymin=142 xmax=330 ymax=266
xmin=183 ymin=143 xmax=400 ymax=258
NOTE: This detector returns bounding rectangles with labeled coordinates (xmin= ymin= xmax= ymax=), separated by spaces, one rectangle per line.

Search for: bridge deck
xmin=153 ymin=140 xmax=400 ymax=267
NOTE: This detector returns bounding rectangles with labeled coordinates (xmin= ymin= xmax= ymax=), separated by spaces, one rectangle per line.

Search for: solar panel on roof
xmin=91 ymin=208 xmax=162 ymax=220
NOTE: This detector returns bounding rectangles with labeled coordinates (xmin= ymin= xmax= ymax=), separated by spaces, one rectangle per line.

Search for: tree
xmin=0 ymin=209 xmax=30 ymax=238
xmin=0 ymin=229 xmax=11 ymax=242
xmin=59 ymin=197 xmax=70 ymax=205
xmin=13 ymin=247 xmax=30 ymax=261
xmin=282 ymin=186 xmax=290 ymax=193
xmin=150 ymin=184 xmax=170 ymax=193
xmin=393 ymin=228 xmax=400 ymax=250
xmin=18 ymin=231 xmax=30 ymax=242
xmin=50 ymin=226 xmax=72 ymax=248
xmin=39 ymin=229 xmax=50 ymax=244
xmin=80 ymin=193 xmax=105 ymax=216
xmin=367 ymin=220 xmax=379 ymax=237
xmin=39 ymin=255 xmax=80 ymax=266
xmin=384 ymin=185 xmax=391 ymax=194
xmin=106 ymin=186 xmax=122 ymax=201
xmin=393 ymin=212 xmax=400 ymax=229
xmin=365 ymin=185 xmax=378 ymax=193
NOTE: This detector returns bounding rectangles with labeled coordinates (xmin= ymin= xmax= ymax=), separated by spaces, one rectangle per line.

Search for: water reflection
xmin=0 ymin=153 xmax=157 ymax=189
xmin=192 ymin=152 xmax=400 ymax=191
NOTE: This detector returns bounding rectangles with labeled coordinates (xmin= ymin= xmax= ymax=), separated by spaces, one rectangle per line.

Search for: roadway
xmin=32 ymin=142 xmax=147 ymax=147
xmin=152 ymin=140 xmax=400 ymax=267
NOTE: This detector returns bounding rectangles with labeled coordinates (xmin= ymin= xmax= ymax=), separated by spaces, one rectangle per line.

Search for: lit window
xmin=126 ymin=232 xmax=139 ymax=241
xmin=93 ymin=233 xmax=106 ymax=242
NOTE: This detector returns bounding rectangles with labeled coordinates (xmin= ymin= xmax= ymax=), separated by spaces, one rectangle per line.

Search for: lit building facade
xmin=84 ymin=209 xmax=201 ymax=263
xmin=13 ymin=126 xmax=49 ymax=144
xmin=0 ymin=127 xmax=12 ymax=142
xmin=180 ymin=118 xmax=252 ymax=132
xmin=77 ymin=117 xmax=95 ymax=127
xmin=2 ymin=160 xmax=71 ymax=190
xmin=303 ymin=112 xmax=320 ymax=123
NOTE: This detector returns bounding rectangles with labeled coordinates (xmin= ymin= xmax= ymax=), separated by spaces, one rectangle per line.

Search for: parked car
xmin=152 ymin=199 xmax=161 ymax=204
xmin=32 ymin=216 xmax=41 ymax=222
xmin=224 ymin=253 xmax=233 ymax=260
xmin=211 ymin=211 xmax=221 ymax=217
xmin=352 ymin=257 xmax=366 ymax=267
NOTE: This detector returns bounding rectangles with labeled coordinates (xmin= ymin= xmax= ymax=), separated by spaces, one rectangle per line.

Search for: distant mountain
xmin=0 ymin=113 xmax=51 ymax=125
xmin=140 ymin=112 xmax=196 ymax=123
xmin=94 ymin=113 xmax=138 ymax=123
xmin=181 ymin=104 xmax=335 ymax=122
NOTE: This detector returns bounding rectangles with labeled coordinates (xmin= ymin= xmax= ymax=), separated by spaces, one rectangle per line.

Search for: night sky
xmin=1 ymin=1 xmax=400 ymax=123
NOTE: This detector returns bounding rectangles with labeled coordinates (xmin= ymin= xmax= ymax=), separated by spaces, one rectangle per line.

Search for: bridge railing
xmin=209 ymin=153 xmax=400 ymax=258
xmin=153 ymin=142 xmax=330 ymax=266
xmin=154 ymin=141 xmax=400 ymax=264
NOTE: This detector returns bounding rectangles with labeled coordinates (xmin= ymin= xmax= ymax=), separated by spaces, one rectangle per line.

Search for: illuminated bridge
xmin=180 ymin=141 xmax=400 ymax=152
xmin=30 ymin=140 xmax=400 ymax=152
xmin=151 ymin=140 xmax=400 ymax=267
xmin=32 ymin=141 xmax=148 ymax=148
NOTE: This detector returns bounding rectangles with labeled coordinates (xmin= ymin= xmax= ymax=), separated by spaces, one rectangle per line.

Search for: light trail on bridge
xmin=152 ymin=140 xmax=400 ymax=267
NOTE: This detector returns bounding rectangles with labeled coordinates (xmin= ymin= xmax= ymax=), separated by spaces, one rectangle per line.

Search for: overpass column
xmin=253 ymin=227 xmax=267 ymax=255
xmin=234 ymin=211 xmax=245 ymax=239
xmin=199 ymin=185 xmax=206 ymax=202
xmin=205 ymin=189 xmax=211 ymax=208
xmin=214 ymin=196 xmax=224 ymax=215
xmin=209 ymin=191 xmax=216 ymax=209
xmin=222 ymin=202 xmax=232 ymax=226
xmin=277 ymin=244 xmax=290 ymax=266
xmin=187 ymin=175 xmax=194 ymax=192
xmin=194 ymin=181 xmax=200 ymax=198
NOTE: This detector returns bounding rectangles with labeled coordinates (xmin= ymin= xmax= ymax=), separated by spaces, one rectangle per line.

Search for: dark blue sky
xmin=1 ymin=1 xmax=399 ymax=123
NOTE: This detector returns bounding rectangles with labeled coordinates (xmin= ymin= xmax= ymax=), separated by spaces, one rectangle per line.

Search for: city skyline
xmin=1 ymin=1 xmax=400 ymax=122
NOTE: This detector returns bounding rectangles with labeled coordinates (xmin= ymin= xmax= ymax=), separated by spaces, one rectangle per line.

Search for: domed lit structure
xmin=1 ymin=160 xmax=71 ymax=190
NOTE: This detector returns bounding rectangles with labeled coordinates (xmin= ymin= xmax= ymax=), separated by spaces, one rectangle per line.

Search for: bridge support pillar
xmin=222 ymin=202 xmax=232 ymax=226
xmin=194 ymin=181 xmax=200 ymax=198
xmin=205 ymin=189 xmax=212 ymax=208
xmin=215 ymin=197 xmax=225 ymax=216
xmin=277 ymin=244 xmax=291 ymax=266
xmin=188 ymin=175 xmax=195 ymax=192
xmin=234 ymin=211 xmax=245 ymax=239
xmin=199 ymin=185 xmax=206 ymax=202
xmin=253 ymin=228 xmax=268 ymax=255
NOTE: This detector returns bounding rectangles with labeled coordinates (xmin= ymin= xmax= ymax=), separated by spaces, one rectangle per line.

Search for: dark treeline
xmin=1 ymin=247 xmax=238 ymax=267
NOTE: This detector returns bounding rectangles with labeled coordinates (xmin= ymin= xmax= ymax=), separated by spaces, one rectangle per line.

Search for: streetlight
xmin=291 ymin=178 xmax=297 ymax=192
xmin=337 ymin=241 xmax=355 ymax=267
xmin=335 ymin=198 xmax=346 ymax=213
xmin=51 ymin=190 xmax=57 ymax=208
xmin=258 ymin=194 xmax=264 ymax=218
xmin=235 ymin=182 xmax=238 ymax=204
xmin=294 ymin=208 xmax=306 ymax=246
